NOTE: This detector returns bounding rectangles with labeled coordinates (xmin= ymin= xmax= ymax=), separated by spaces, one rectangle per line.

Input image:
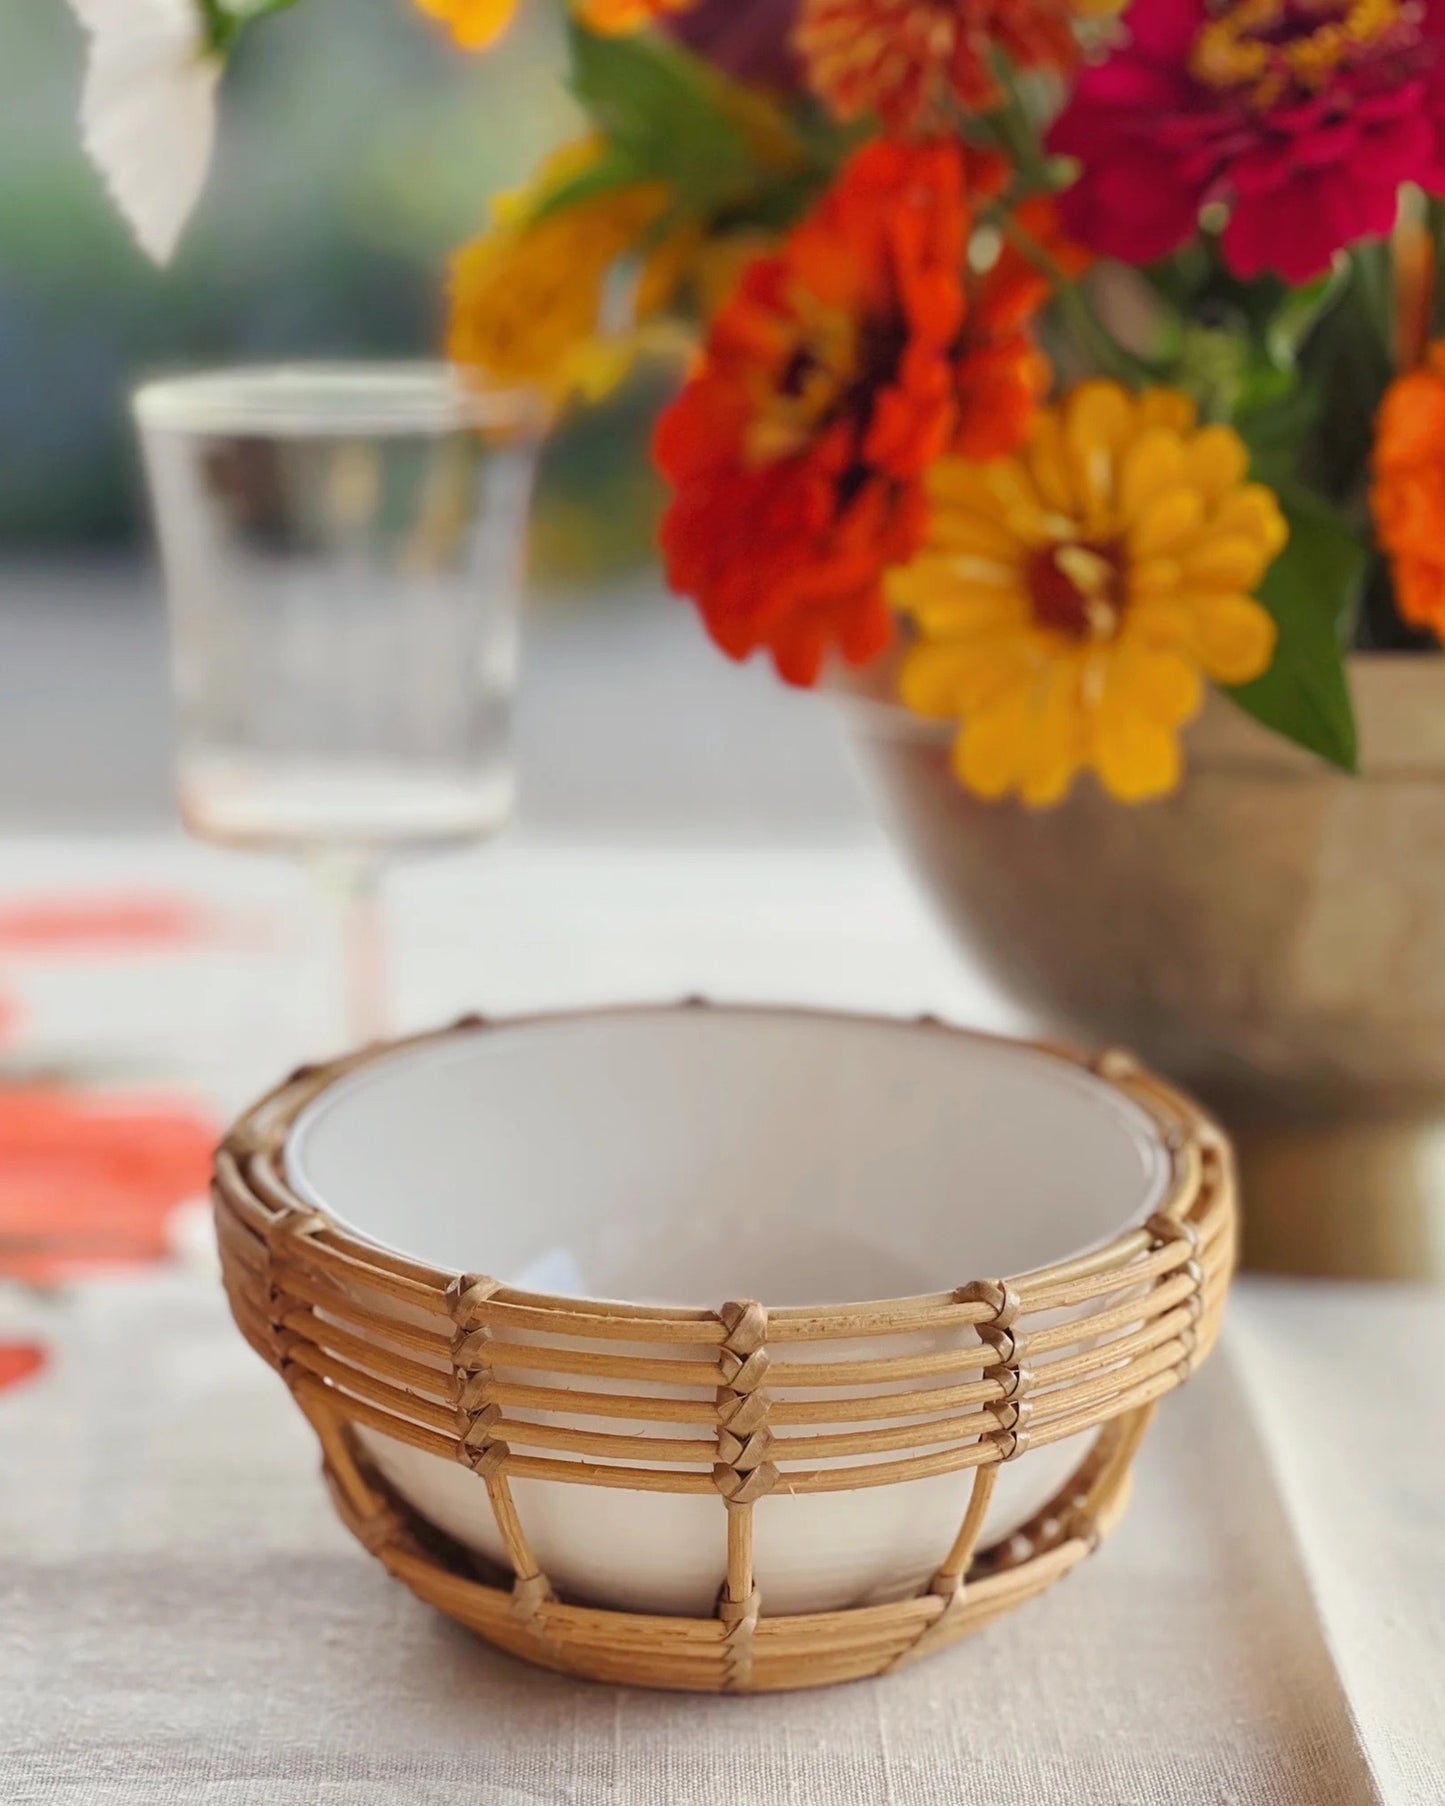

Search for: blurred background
xmin=0 ymin=0 xmax=863 ymax=837
xmin=4 ymin=1 xmax=576 ymax=552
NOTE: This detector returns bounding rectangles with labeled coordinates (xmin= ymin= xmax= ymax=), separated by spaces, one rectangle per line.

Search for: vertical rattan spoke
xmin=892 ymin=1278 xmax=1036 ymax=1669
xmin=447 ymin=1271 xmax=563 ymax=1649
xmin=262 ymin=1201 xmax=326 ymax=1369
xmin=1065 ymin=1402 xmax=1160 ymax=1554
xmin=293 ymin=1378 xmax=407 ymax=1559
xmin=713 ymin=1299 xmax=777 ymax=1690
xmin=933 ymin=1462 xmax=1001 ymax=1592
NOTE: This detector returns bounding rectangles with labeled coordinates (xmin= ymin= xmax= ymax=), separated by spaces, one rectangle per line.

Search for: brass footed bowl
xmin=844 ymin=654 xmax=1445 ymax=1281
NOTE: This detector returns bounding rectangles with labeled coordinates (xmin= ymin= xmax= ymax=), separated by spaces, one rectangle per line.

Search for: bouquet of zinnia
xmin=72 ymin=0 xmax=1445 ymax=805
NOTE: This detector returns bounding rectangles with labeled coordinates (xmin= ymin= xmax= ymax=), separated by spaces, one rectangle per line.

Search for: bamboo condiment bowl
xmin=214 ymin=1003 xmax=1233 ymax=1691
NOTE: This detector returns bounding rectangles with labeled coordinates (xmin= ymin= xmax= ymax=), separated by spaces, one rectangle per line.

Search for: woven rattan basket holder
xmin=214 ymin=1012 xmax=1234 ymax=1693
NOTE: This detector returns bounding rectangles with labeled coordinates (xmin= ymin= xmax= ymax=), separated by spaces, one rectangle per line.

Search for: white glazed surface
xmin=287 ymin=1008 xmax=1172 ymax=1616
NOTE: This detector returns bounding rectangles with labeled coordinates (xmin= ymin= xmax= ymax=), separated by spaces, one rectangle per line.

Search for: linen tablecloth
xmin=1 ymin=835 xmax=1442 ymax=1805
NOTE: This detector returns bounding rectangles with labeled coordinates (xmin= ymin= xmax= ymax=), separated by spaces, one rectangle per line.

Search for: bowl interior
xmin=286 ymin=1007 xmax=1171 ymax=1307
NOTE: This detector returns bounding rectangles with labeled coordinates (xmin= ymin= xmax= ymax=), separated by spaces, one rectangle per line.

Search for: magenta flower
xmin=1047 ymin=0 xmax=1445 ymax=283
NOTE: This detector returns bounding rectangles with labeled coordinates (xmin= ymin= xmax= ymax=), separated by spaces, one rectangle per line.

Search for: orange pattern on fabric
xmin=0 ymin=1088 xmax=218 ymax=1284
xmin=0 ymin=1343 xmax=45 ymax=1396
xmin=0 ymin=896 xmax=205 ymax=954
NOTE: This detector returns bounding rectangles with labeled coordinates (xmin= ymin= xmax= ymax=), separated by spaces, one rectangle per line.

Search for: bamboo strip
xmin=767 ymin=1376 xmax=1004 ymax=1423
xmin=282 ymin=1342 xmax=458 ymax=1436
xmin=724 ymin=1502 xmax=754 ymax=1602
xmin=264 ymin=1289 xmax=1220 ymax=1481
xmin=482 ymin=1418 xmax=715 ymax=1464
xmin=775 ymin=1439 xmax=1000 ymax=1493
xmin=471 ymin=1379 xmax=720 ymax=1426
xmin=763 ymin=1344 xmax=997 ymax=1386
xmin=769 ymin=1409 xmax=999 ymax=1460
xmin=291 ymin=1376 xmax=459 ymax=1463
xmin=481 ymin=1341 xmax=723 ymax=1386
xmin=501 ymin=1453 xmax=720 ymax=1495
xmin=933 ymin=1462 xmax=1000 ymax=1588
xmin=281 ymin=1311 xmax=452 ymax=1399
xmin=1029 ymin=1303 xmax=1198 ymax=1391
xmin=275 ymin=1272 xmax=454 ymax=1358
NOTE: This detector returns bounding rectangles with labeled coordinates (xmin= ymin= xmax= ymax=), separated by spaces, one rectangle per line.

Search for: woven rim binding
xmin=213 ymin=1005 xmax=1236 ymax=1693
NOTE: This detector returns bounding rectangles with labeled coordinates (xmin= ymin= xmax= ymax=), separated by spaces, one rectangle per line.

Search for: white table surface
xmin=1 ymin=833 xmax=1442 ymax=1805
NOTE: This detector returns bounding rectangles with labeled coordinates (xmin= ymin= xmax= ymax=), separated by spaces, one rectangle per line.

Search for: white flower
xmin=66 ymin=0 xmax=221 ymax=265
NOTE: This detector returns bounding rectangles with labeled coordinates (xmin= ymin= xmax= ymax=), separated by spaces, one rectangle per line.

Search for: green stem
xmin=1429 ymin=195 xmax=1445 ymax=343
xmin=1304 ymin=250 xmax=1393 ymax=505
xmin=985 ymin=58 xmax=1055 ymax=194
xmin=982 ymin=59 xmax=1172 ymax=391
xmin=994 ymin=210 xmax=1168 ymax=389
xmin=198 ymin=0 xmax=301 ymax=57
xmin=1354 ymin=240 xmax=1393 ymax=352
xmin=196 ymin=0 xmax=238 ymax=54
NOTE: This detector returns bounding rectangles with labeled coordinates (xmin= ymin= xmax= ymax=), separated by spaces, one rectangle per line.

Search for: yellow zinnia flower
xmin=891 ymin=382 xmax=1286 ymax=807
xmin=447 ymin=140 xmax=682 ymax=403
xmin=412 ymin=0 xmax=517 ymax=51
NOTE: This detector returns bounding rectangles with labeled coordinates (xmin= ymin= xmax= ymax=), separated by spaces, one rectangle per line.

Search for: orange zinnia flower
xmin=653 ymin=140 xmax=1058 ymax=685
xmin=797 ymin=0 xmax=1100 ymax=135
xmin=1372 ymin=343 xmax=1445 ymax=642
xmin=577 ymin=0 xmax=698 ymax=29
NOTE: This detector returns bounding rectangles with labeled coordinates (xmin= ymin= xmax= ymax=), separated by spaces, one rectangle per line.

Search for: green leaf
xmin=1265 ymin=264 xmax=1348 ymax=367
xmin=566 ymin=23 xmax=772 ymax=225
xmin=524 ymin=147 xmax=648 ymax=230
xmin=1223 ymin=485 xmax=1362 ymax=773
xmin=1233 ymin=385 xmax=1323 ymax=492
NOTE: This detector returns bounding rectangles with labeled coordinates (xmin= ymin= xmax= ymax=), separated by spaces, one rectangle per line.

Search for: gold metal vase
xmin=846 ymin=654 xmax=1445 ymax=1281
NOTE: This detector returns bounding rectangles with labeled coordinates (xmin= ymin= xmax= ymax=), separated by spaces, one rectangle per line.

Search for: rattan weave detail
xmin=213 ymin=1008 xmax=1235 ymax=1692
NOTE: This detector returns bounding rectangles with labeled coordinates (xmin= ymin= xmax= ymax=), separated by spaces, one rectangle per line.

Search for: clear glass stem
xmin=313 ymin=855 xmax=388 ymax=1049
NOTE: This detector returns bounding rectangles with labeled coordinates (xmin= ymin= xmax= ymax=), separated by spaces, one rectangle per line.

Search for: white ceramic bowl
xmin=280 ymin=1005 xmax=1176 ymax=1617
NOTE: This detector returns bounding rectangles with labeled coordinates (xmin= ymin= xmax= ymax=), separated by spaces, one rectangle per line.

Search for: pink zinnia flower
xmin=1048 ymin=0 xmax=1445 ymax=283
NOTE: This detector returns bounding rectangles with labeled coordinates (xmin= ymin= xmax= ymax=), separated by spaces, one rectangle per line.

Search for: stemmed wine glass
xmin=133 ymin=363 xmax=539 ymax=1049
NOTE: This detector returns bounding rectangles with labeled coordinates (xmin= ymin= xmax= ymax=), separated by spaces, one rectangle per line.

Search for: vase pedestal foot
xmin=1233 ymin=1114 xmax=1445 ymax=1281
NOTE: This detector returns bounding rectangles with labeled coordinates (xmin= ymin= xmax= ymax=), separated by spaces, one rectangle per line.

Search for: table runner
xmin=1 ymin=835 xmax=1441 ymax=1804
